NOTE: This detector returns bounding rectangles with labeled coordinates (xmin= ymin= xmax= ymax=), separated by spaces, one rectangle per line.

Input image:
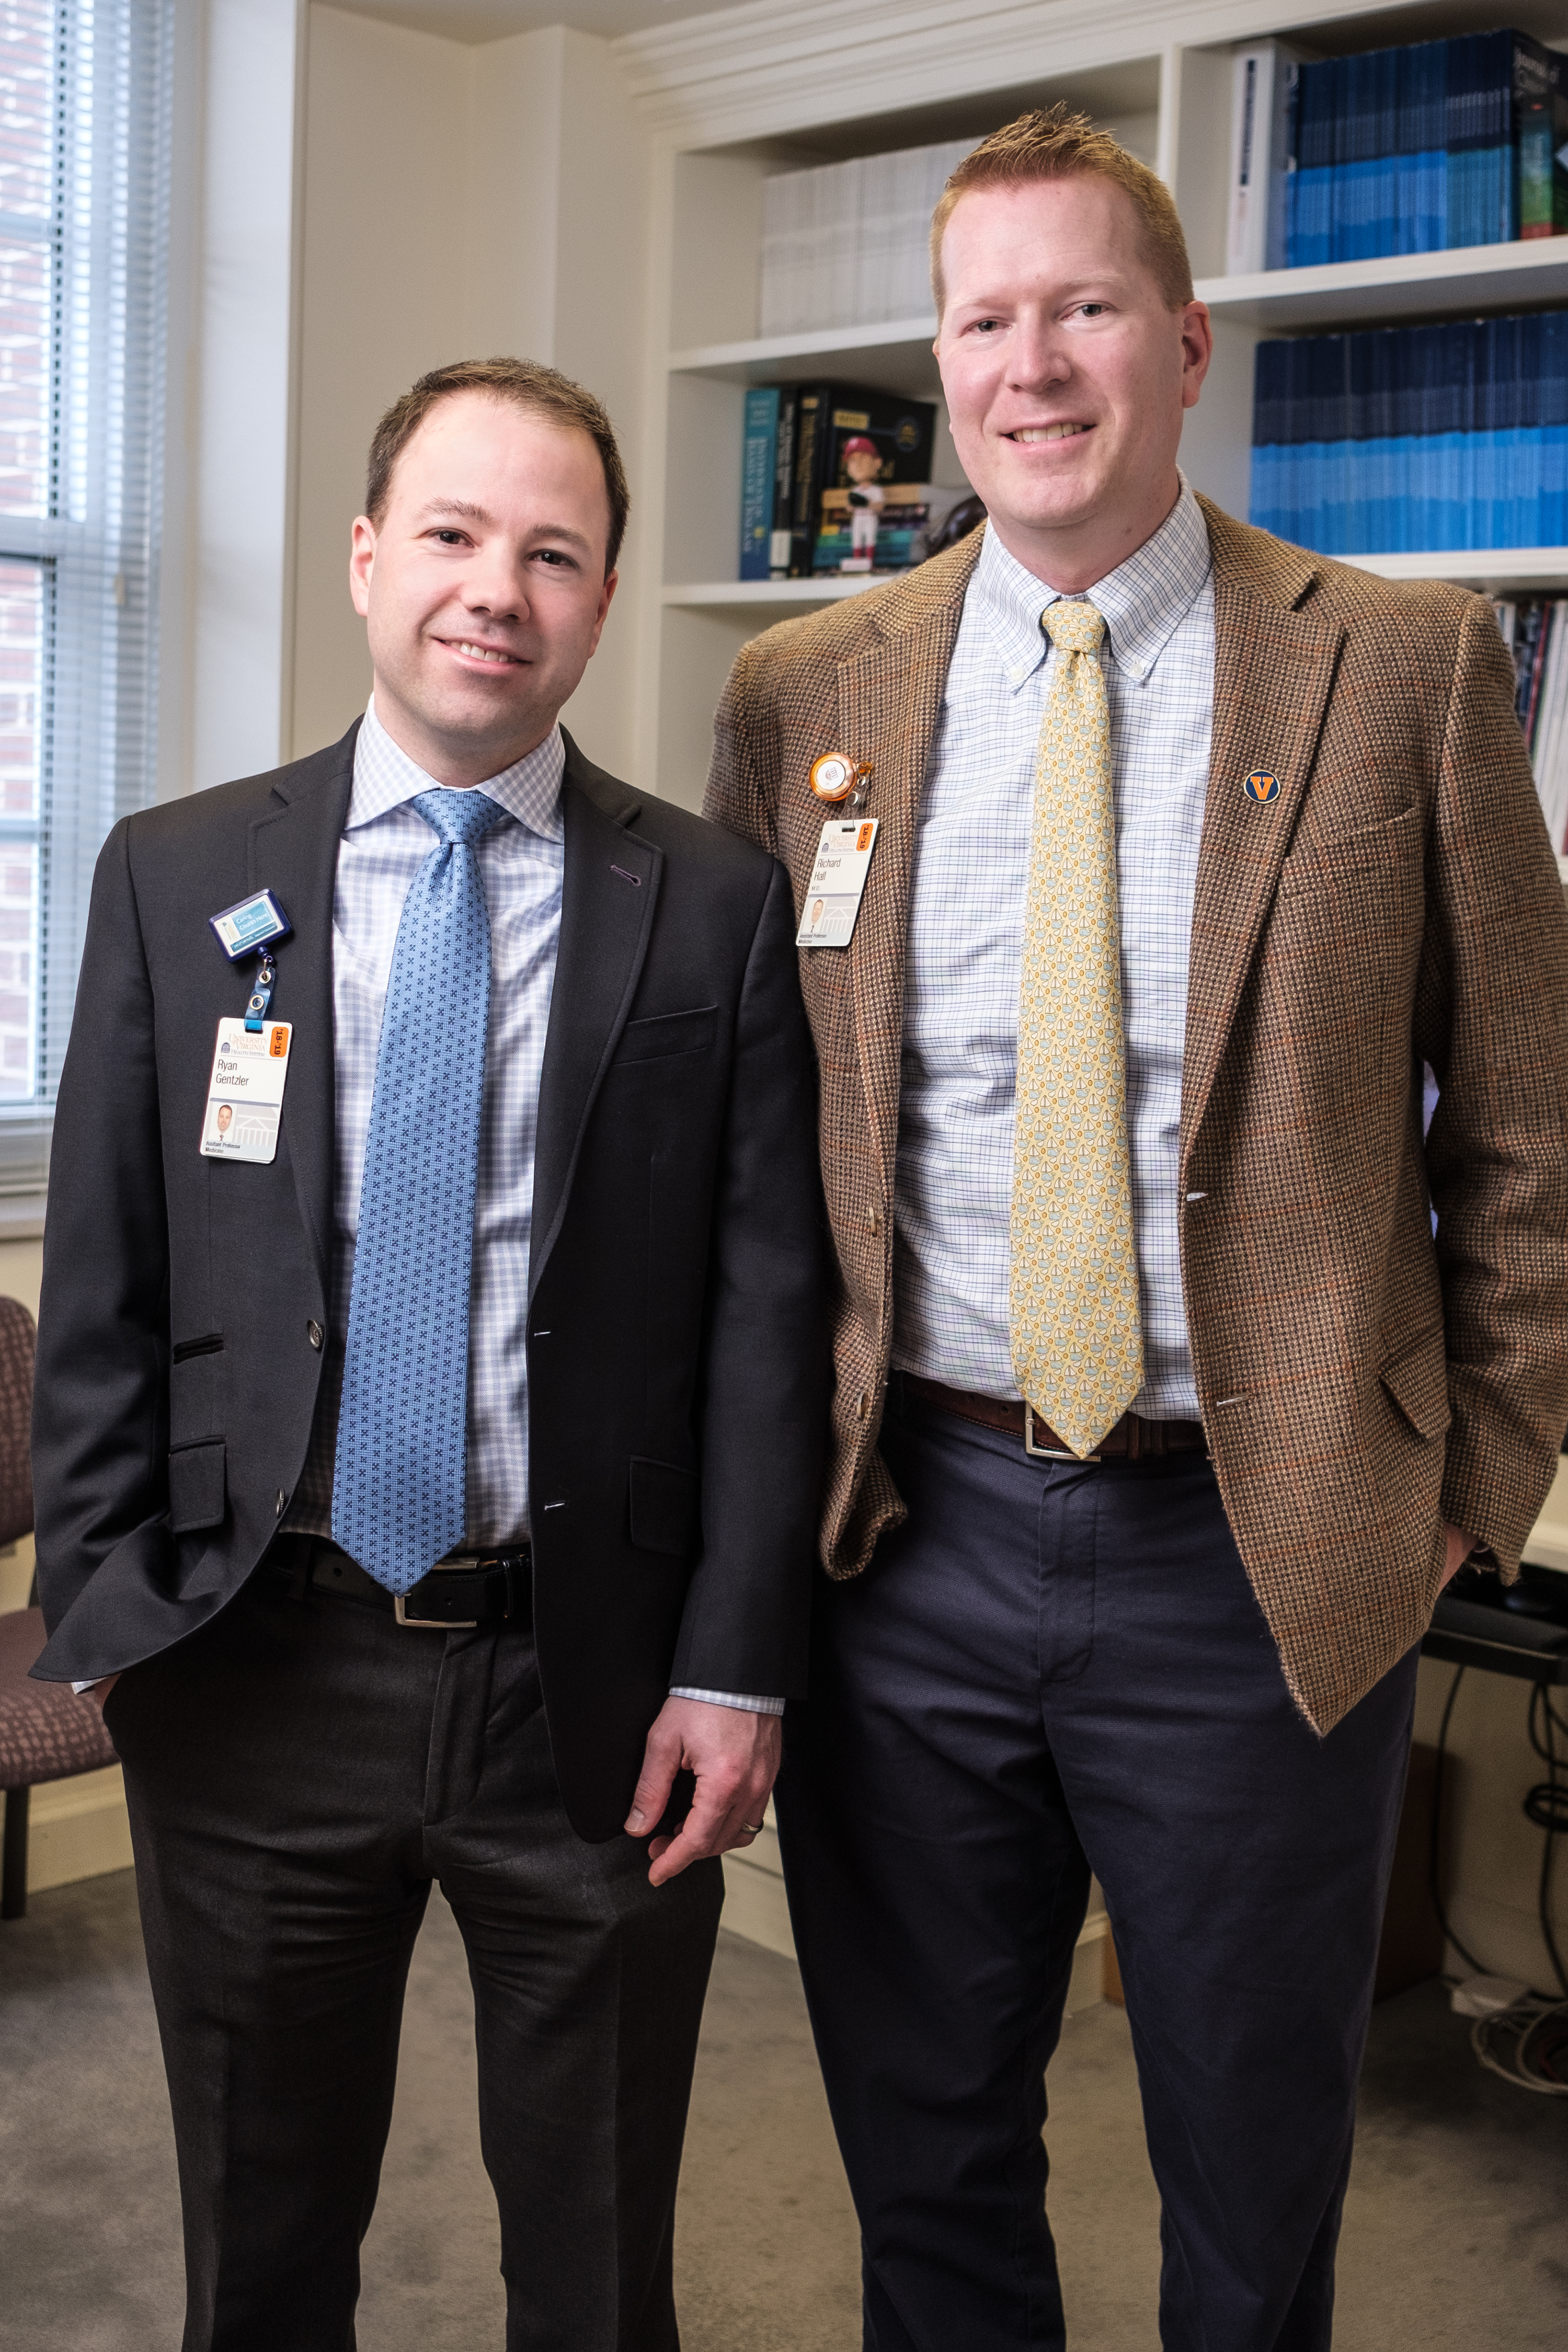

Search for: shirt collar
xmin=970 ymin=472 xmax=1213 ymax=692
xmin=348 ymin=697 xmax=566 ymax=843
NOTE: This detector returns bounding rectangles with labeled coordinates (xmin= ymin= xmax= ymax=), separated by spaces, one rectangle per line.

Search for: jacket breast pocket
xmin=1278 ymin=803 xmax=1421 ymax=897
xmin=612 ymin=1006 xmax=717 ymax=1066
xmin=168 ymin=1438 xmax=227 ymax=1534
xmin=628 ymin=1456 xmax=699 ymax=1558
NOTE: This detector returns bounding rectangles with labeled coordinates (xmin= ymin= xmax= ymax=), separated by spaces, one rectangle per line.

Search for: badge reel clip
xmin=208 ymin=889 xmax=293 ymax=1031
xmin=810 ymin=752 xmax=874 ymax=811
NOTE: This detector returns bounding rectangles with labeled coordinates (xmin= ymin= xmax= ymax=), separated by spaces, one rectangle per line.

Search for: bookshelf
xmin=622 ymin=0 xmax=1568 ymax=811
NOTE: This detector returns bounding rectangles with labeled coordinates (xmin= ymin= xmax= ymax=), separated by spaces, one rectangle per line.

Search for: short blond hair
xmin=931 ymin=105 xmax=1194 ymax=318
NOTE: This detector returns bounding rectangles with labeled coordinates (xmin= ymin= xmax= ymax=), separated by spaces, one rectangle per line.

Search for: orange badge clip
xmin=810 ymin=751 xmax=874 ymax=803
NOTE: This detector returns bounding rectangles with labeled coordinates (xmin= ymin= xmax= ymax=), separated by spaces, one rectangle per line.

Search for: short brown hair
xmin=365 ymin=356 xmax=630 ymax=573
xmin=931 ymin=106 xmax=1194 ymax=318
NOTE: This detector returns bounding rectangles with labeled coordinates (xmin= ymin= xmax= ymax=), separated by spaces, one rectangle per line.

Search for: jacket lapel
xmin=839 ymin=538 xmax=978 ymax=1197
xmin=1180 ymin=510 xmax=1345 ymax=1161
xmin=529 ymin=734 xmax=661 ymax=1296
xmin=245 ymin=724 xmax=358 ymax=1296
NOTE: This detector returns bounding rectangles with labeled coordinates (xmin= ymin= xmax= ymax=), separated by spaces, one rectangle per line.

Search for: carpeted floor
xmin=2 ymin=1869 xmax=1565 ymax=2348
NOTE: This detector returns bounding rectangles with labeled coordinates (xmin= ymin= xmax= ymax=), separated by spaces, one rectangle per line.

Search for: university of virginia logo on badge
xmin=1243 ymin=771 xmax=1282 ymax=804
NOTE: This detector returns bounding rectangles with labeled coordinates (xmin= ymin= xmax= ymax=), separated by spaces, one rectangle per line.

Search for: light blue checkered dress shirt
xmin=288 ymin=701 xmax=776 ymax=1714
xmin=892 ymin=481 xmax=1214 ymax=1418
xmin=289 ymin=699 xmax=566 ymax=1548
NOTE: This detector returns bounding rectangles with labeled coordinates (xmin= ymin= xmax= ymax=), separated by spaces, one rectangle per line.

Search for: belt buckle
xmin=1024 ymin=1405 xmax=1098 ymax=1464
xmin=393 ymin=1567 xmax=478 ymax=1631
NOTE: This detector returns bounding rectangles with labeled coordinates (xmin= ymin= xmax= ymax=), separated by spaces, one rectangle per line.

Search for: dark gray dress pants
xmin=103 ymin=1570 xmax=723 ymax=2352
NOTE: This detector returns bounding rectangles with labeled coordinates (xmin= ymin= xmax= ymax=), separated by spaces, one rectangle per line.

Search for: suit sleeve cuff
xmin=668 ymin=1686 xmax=785 ymax=1716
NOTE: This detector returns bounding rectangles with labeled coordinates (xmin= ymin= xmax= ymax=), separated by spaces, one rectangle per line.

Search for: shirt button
xmin=307 ymin=1321 xmax=324 ymax=1350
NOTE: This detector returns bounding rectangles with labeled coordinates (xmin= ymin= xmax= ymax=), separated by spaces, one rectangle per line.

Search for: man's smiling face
xmin=936 ymin=172 xmax=1210 ymax=590
xmin=349 ymin=390 xmax=616 ymax=786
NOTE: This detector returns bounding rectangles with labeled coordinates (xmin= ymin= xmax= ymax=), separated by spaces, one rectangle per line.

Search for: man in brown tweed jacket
xmin=705 ymin=110 xmax=1568 ymax=2352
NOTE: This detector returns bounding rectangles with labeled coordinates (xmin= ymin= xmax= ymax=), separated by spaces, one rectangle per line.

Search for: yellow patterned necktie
xmin=1009 ymin=599 xmax=1144 ymax=1458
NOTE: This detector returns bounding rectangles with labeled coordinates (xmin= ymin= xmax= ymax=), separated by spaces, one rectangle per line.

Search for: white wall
xmin=288 ymin=7 xmax=651 ymax=777
xmin=186 ymin=0 xmax=308 ymax=796
xmin=290 ymin=8 xmax=470 ymax=756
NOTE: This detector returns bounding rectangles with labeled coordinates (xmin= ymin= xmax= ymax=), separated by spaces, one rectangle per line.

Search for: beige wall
xmin=289 ymin=7 xmax=650 ymax=780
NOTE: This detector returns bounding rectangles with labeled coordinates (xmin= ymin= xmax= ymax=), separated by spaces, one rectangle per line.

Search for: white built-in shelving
xmin=1196 ymin=234 xmax=1568 ymax=331
xmin=624 ymin=0 xmax=1568 ymax=809
xmin=1345 ymin=549 xmax=1568 ymax=589
xmin=662 ymin=577 xmax=881 ymax=608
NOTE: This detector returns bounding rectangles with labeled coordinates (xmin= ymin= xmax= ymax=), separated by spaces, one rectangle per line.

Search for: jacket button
xmin=867 ymin=1207 xmax=882 ymax=1235
xmin=857 ymin=1392 xmax=870 ymax=1421
xmin=274 ymin=1489 xmax=287 ymax=1517
xmin=307 ymin=1321 xmax=323 ymax=1350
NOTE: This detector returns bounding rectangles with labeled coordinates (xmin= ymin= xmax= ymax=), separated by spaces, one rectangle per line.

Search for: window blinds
xmin=0 ymin=0 xmax=170 ymax=1189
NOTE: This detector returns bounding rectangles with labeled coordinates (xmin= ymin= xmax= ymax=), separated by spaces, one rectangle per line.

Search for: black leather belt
xmin=900 ymin=1374 xmax=1208 ymax=1461
xmin=268 ymin=1532 xmax=531 ymax=1628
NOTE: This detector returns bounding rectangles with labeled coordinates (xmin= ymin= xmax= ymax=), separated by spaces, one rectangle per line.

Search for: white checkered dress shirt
xmin=892 ymin=480 xmax=1214 ymax=1417
xmin=287 ymin=701 xmax=775 ymax=1714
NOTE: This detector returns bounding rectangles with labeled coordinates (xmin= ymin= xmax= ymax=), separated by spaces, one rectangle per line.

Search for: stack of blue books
xmin=1285 ymin=30 xmax=1566 ymax=265
xmin=1249 ymin=312 xmax=1568 ymax=553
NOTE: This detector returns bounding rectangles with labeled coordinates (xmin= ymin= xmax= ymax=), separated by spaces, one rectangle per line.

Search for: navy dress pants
xmin=774 ymin=1384 xmax=1421 ymax=2352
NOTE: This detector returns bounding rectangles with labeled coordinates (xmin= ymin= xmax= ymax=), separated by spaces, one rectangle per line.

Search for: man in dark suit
xmin=31 ymin=356 xmax=824 ymax=2351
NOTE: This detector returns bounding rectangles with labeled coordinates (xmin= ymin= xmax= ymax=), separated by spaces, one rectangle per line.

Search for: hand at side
xmin=625 ymin=1698 xmax=782 ymax=1888
xmin=1440 ymin=1522 xmax=1475 ymax=1589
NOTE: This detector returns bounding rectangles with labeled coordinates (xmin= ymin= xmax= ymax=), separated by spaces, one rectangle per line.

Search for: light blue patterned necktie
xmin=332 ymin=786 xmax=506 ymax=1592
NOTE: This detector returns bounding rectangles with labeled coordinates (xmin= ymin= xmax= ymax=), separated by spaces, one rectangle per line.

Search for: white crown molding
xmin=613 ymin=0 xmax=1431 ymax=148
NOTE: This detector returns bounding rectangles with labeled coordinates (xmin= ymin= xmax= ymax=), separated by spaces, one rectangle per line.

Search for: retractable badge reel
xmin=209 ymin=889 xmax=293 ymax=1028
xmin=201 ymin=891 xmax=295 ymax=1165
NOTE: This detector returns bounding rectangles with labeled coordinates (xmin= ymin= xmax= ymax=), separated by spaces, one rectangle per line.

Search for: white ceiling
xmin=324 ymin=0 xmax=743 ymax=42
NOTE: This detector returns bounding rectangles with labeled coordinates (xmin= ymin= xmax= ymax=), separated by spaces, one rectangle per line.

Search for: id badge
xmin=795 ymin=818 xmax=879 ymax=949
xmin=200 ymin=1017 xmax=292 ymax=1163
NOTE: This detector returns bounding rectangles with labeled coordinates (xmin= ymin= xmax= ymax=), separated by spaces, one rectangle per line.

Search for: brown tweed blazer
xmin=704 ymin=498 xmax=1568 ymax=1733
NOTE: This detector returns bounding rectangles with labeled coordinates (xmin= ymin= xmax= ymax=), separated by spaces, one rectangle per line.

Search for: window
xmin=0 ymin=0 xmax=169 ymax=1187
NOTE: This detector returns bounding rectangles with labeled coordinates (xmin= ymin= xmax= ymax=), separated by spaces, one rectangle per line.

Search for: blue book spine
xmin=1540 ymin=312 xmax=1568 ymax=547
xmin=1290 ymin=61 xmax=1334 ymax=266
xmin=1374 ymin=329 xmax=1399 ymax=552
xmin=1515 ymin=313 xmax=1538 ymax=548
xmin=1335 ymin=53 xmax=1364 ymax=263
xmin=1347 ymin=331 xmax=1368 ymax=550
xmin=1446 ymin=36 xmax=1476 ymax=250
xmin=1419 ymin=40 xmax=1449 ymax=253
xmin=1250 ymin=339 xmax=1285 ymax=535
xmin=1374 ymin=47 xmax=1400 ymax=260
xmin=1393 ymin=327 xmax=1414 ymax=552
xmin=1288 ymin=337 xmax=1310 ymax=543
xmin=739 ymin=386 xmax=780 ymax=581
xmin=1309 ymin=336 xmax=1349 ymax=552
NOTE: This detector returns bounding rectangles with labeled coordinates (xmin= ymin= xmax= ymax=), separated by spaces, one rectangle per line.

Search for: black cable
xmin=1429 ymin=1663 xmax=1490 ymax=1978
xmin=1525 ymin=1682 xmax=1568 ymax=1998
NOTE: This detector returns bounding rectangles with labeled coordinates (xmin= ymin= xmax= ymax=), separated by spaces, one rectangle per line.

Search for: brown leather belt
xmin=901 ymin=1374 xmax=1207 ymax=1461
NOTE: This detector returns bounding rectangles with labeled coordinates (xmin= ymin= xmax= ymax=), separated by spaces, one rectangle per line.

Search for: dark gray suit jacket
xmin=30 ymin=721 xmax=826 ymax=1838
